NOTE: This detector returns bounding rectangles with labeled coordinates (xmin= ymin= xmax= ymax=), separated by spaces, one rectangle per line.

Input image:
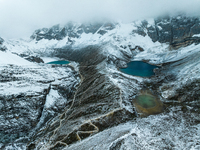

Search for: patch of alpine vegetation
xmin=0 ymin=64 xmax=80 ymax=149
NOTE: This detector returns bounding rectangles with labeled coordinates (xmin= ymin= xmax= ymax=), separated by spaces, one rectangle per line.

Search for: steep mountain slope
xmin=1 ymin=14 xmax=200 ymax=149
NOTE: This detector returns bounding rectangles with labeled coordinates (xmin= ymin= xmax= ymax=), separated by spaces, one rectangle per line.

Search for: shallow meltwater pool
xmin=119 ymin=61 xmax=159 ymax=77
xmin=46 ymin=60 xmax=70 ymax=65
xmin=136 ymin=95 xmax=156 ymax=108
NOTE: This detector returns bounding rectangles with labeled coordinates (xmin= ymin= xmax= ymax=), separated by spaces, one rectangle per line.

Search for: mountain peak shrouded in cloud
xmin=0 ymin=0 xmax=200 ymax=39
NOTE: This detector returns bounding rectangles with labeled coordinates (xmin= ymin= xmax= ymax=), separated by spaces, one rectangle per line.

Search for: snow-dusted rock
xmin=0 ymin=63 xmax=80 ymax=148
xmin=1 ymin=14 xmax=200 ymax=150
xmin=0 ymin=37 xmax=7 ymax=52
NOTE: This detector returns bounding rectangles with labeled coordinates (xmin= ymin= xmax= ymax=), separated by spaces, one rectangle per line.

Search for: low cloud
xmin=0 ymin=0 xmax=200 ymax=38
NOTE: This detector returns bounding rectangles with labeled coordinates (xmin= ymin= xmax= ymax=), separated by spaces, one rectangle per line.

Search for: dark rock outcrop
xmin=20 ymin=54 xmax=44 ymax=63
xmin=107 ymin=55 xmax=128 ymax=68
xmin=97 ymin=22 xmax=116 ymax=35
xmin=0 ymin=91 xmax=47 ymax=145
xmin=30 ymin=22 xmax=116 ymax=41
xmin=30 ymin=24 xmax=69 ymax=41
xmin=170 ymin=36 xmax=200 ymax=49
xmin=0 ymin=37 xmax=4 ymax=44
xmin=0 ymin=37 xmax=7 ymax=51
xmin=133 ymin=15 xmax=200 ymax=49
xmin=0 ymin=65 xmax=80 ymax=149
xmin=168 ymin=79 xmax=200 ymax=114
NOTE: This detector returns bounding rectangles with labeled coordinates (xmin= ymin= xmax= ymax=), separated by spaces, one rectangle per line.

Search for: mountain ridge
xmin=0 ymin=14 xmax=200 ymax=149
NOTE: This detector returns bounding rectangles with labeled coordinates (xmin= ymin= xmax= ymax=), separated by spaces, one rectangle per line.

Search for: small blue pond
xmin=119 ymin=61 xmax=159 ymax=77
xmin=47 ymin=60 xmax=70 ymax=65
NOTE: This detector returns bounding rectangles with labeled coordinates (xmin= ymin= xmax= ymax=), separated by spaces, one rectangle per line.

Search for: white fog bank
xmin=0 ymin=0 xmax=200 ymax=38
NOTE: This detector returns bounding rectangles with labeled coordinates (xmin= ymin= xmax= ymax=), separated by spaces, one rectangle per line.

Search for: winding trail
xmin=39 ymin=67 xmax=85 ymax=149
xmin=41 ymin=67 xmax=124 ymax=149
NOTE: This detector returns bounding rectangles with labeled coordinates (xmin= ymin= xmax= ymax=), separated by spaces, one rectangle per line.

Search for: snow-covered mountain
xmin=1 ymin=14 xmax=200 ymax=150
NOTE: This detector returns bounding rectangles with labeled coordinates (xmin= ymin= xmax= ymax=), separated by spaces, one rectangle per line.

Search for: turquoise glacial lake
xmin=119 ymin=61 xmax=159 ymax=77
xmin=47 ymin=60 xmax=70 ymax=65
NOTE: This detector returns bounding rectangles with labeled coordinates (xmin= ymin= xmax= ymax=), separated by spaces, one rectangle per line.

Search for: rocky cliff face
xmin=134 ymin=15 xmax=200 ymax=49
xmin=1 ymin=14 xmax=200 ymax=150
xmin=0 ymin=64 xmax=80 ymax=149
xmin=31 ymin=15 xmax=200 ymax=49
xmin=30 ymin=22 xmax=115 ymax=41
xmin=0 ymin=37 xmax=7 ymax=51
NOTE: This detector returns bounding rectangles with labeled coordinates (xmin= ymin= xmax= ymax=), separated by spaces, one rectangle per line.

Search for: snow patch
xmin=45 ymin=89 xmax=60 ymax=108
xmin=193 ymin=34 xmax=200 ymax=37
xmin=146 ymin=18 xmax=155 ymax=27
xmin=41 ymin=57 xmax=59 ymax=63
xmin=0 ymin=51 xmax=34 ymax=66
xmin=157 ymin=26 xmax=162 ymax=30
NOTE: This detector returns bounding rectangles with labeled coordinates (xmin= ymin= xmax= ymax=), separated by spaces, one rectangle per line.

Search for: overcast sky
xmin=0 ymin=0 xmax=200 ymax=39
